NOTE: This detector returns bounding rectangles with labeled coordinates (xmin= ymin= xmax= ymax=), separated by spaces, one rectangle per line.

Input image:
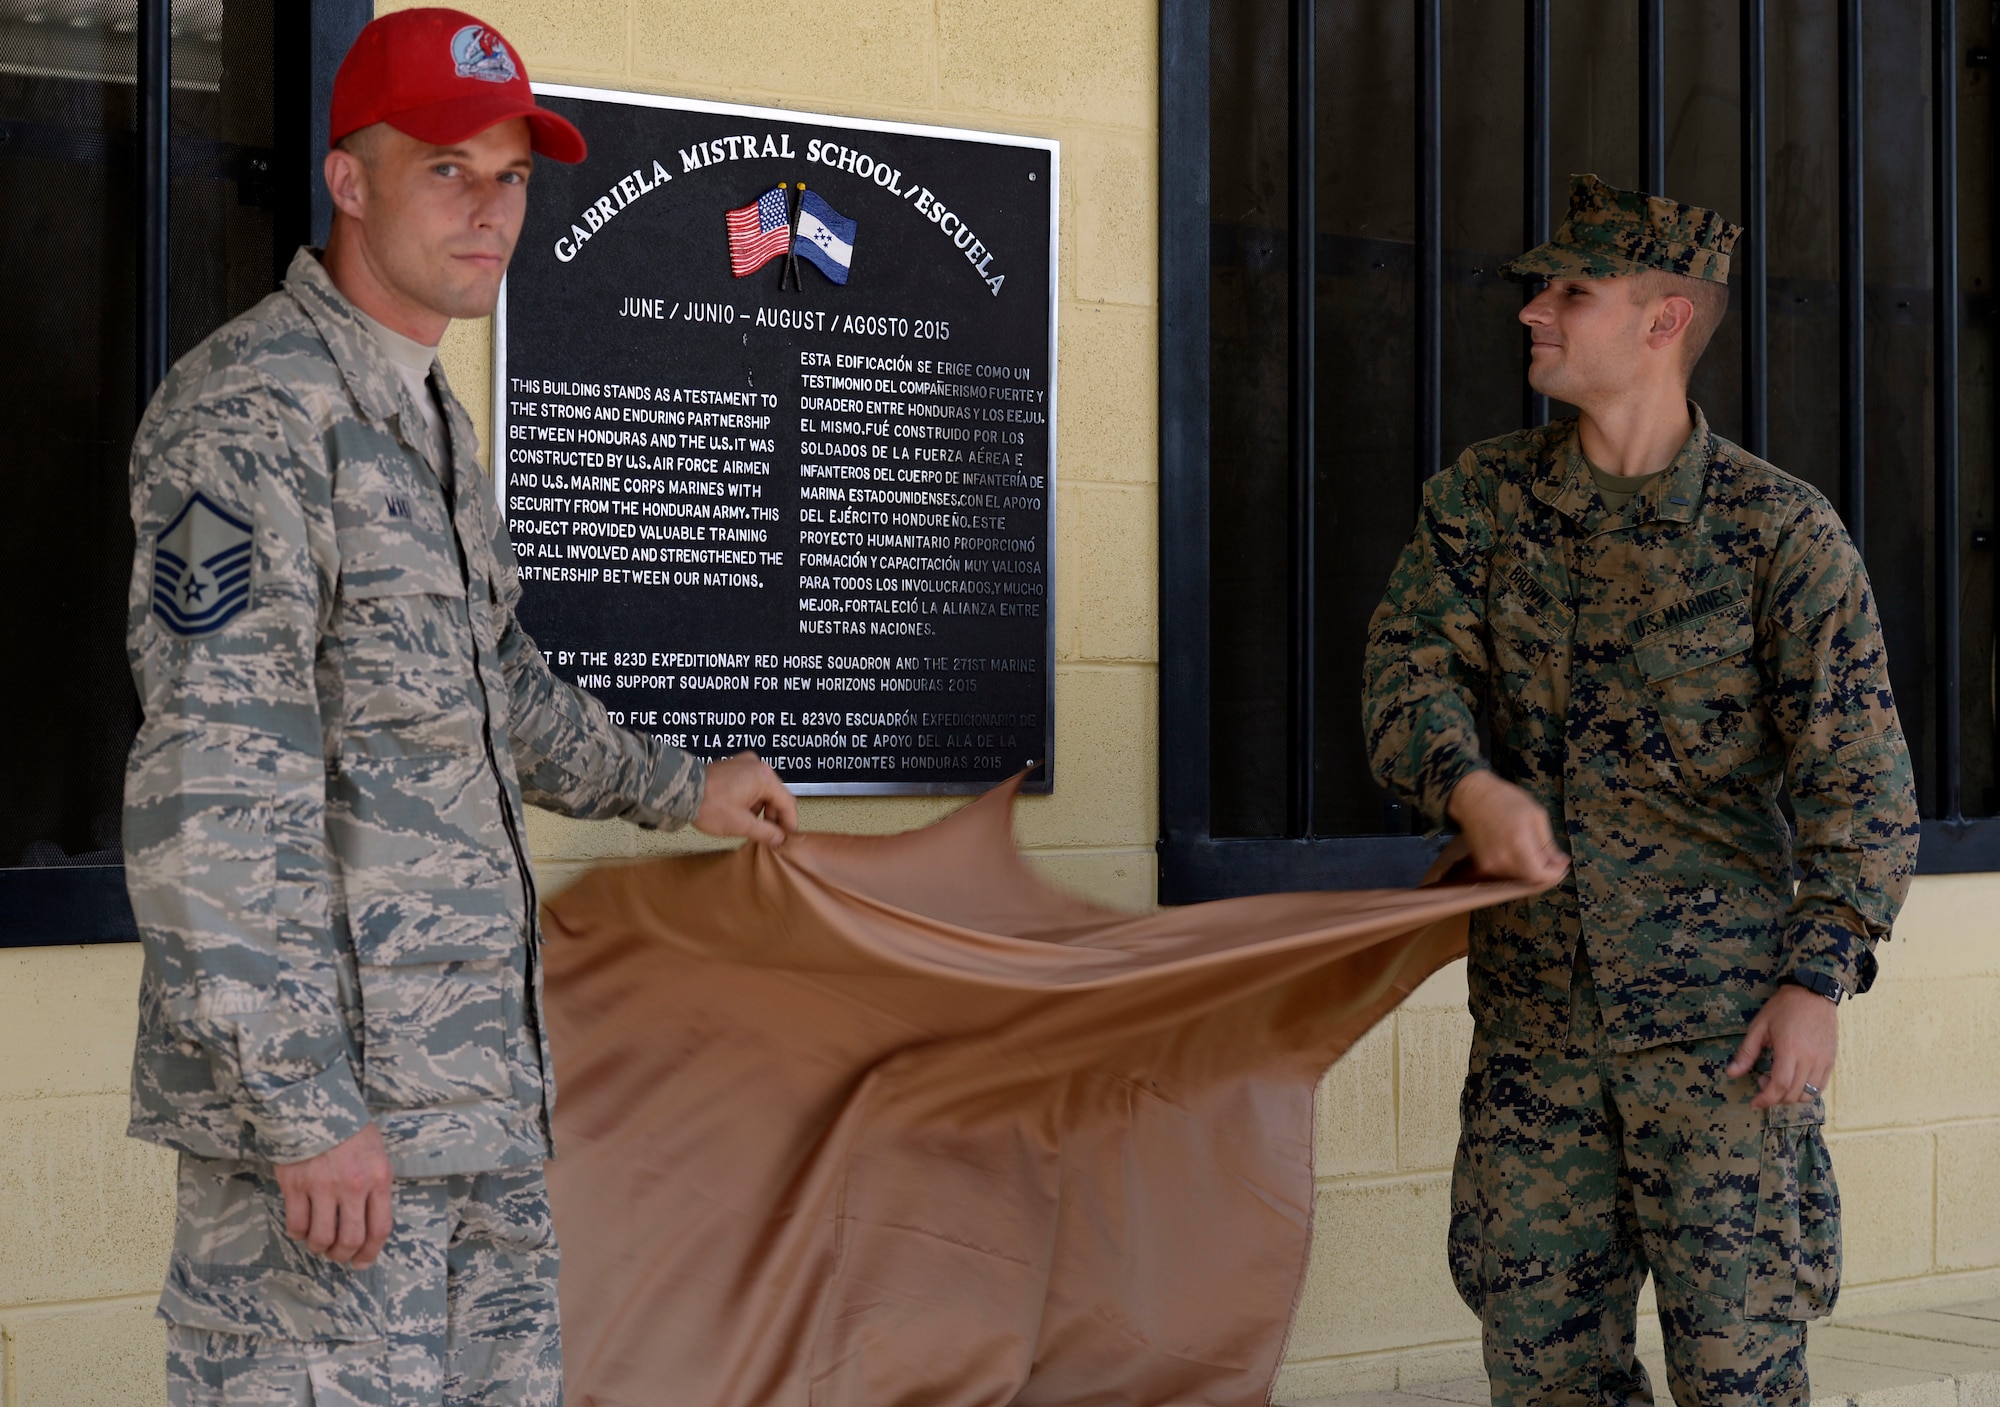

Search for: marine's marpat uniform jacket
xmin=123 ymin=249 xmax=704 ymax=1177
xmin=1363 ymin=406 xmax=1920 ymax=1050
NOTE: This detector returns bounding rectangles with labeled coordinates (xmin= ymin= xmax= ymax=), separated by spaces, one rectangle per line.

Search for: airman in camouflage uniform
xmin=123 ymin=11 xmax=795 ymax=1404
xmin=1364 ymin=174 xmax=1919 ymax=1405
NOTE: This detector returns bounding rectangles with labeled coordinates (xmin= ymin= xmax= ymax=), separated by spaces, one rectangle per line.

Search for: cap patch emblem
xmin=450 ymin=24 xmax=518 ymax=83
xmin=152 ymin=490 xmax=253 ymax=637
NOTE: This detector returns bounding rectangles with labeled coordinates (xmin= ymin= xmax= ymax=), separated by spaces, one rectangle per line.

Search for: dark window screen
xmin=1206 ymin=0 xmax=1998 ymax=840
xmin=0 ymin=0 xmax=285 ymax=868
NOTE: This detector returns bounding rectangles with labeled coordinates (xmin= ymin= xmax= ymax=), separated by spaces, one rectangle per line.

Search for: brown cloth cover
xmin=541 ymin=779 xmax=1539 ymax=1407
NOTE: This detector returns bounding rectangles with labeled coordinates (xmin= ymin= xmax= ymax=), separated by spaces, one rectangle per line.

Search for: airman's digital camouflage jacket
xmin=1364 ymin=407 xmax=1919 ymax=1050
xmin=123 ymin=249 xmax=705 ymax=1177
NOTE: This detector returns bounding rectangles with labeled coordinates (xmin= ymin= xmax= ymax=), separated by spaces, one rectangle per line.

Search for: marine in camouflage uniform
xmin=123 ymin=237 xmax=704 ymax=1399
xmin=1363 ymin=175 xmax=1919 ymax=1405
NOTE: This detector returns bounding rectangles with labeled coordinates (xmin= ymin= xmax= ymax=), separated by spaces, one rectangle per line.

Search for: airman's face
xmin=325 ymin=118 xmax=534 ymax=322
xmin=1517 ymin=275 xmax=1653 ymax=408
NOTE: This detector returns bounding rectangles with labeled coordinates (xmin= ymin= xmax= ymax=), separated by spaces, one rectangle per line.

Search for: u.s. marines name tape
xmin=497 ymin=87 xmax=1058 ymax=795
xmin=1626 ymin=584 xmax=1740 ymax=643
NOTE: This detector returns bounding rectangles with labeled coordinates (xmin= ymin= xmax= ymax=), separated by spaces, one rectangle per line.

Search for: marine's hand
xmin=1445 ymin=770 xmax=1570 ymax=887
xmin=695 ymin=751 xmax=799 ymax=846
xmin=273 ymin=1123 xmax=393 ymax=1268
xmin=1728 ymin=983 xmax=1838 ymax=1110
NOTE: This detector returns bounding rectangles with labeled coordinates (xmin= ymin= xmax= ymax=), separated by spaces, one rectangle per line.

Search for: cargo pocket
xmin=1446 ymin=1055 xmax=1565 ymax=1315
xmin=1447 ymin=1072 xmax=1485 ymax=1312
xmin=1487 ymin=555 xmax=1571 ymax=733
xmin=1745 ymin=1097 xmax=1841 ymax=1321
xmin=332 ymin=503 xmax=481 ymax=762
xmin=159 ymin=1157 xmax=388 ymax=1342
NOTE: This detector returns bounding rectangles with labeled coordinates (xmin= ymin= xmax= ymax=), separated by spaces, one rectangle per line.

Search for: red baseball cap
xmin=330 ymin=8 xmax=586 ymax=163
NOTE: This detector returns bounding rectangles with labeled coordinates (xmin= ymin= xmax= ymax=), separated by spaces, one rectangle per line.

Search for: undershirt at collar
xmin=1586 ymin=458 xmax=1668 ymax=508
xmin=353 ymin=306 xmax=451 ymax=492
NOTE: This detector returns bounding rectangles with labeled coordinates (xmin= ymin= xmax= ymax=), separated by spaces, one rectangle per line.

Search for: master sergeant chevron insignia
xmin=150 ymin=490 xmax=253 ymax=637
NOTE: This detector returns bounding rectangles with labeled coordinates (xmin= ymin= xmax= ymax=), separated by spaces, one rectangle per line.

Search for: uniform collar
xmin=286 ymin=247 xmax=459 ymax=479
xmin=352 ymin=303 xmax=442 ymax=381
xmin=284 ymin=247 xmax=429 ymax=434
xmin=1533 ymin=402 xmax=1712 ymax=532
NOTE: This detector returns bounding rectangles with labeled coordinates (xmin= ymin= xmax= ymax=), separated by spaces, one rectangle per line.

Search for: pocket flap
xmin=161 ymin=1163 xmax=388 ymax=1341
xmin=1764 ymin=1093 xmax=1828 ymax=1130
xmin=1632 ymin=598 xmax=1753 ymax=682
xmin=335 ymin=475 xmax=461 ymax=599
xmin=338 ymin=519 xmax=462 ymax=599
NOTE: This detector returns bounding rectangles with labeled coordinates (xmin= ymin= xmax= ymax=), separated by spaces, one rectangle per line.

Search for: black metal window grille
xmin=1161 ymin=0 xmax=2000 ymax=903
xmin=0 ymin=0 xmax=369 ymax=945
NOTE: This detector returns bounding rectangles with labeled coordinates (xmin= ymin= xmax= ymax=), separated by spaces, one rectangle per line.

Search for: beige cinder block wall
xmin=4 ymin=6 xmax=1997 ymax=1407
xmin=0 ymin=945 xmax=177 ymax=1407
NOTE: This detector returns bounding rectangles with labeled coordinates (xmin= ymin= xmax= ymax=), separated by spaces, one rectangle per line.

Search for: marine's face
xmin=333 ymin=119 xmax=534 ymax=322
xmin=1518 ymin=275 xmax=1653 ymax=408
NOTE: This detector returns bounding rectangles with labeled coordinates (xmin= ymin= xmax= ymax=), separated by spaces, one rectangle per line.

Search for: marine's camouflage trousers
xmin=160 ymin=1155 xmax=560 ymax=1406
xmin=1450 ymin=964 xmax=1840 ymax=1407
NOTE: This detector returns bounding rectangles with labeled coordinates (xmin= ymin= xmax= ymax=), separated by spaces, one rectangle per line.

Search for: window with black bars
xmin=1160 ymin=0 xmax=2000 ymax=902
xmin=0 ymin=0 xmax=368 ymax=944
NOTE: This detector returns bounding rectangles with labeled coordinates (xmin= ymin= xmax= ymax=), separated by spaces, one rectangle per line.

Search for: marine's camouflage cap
xmin=1502 ymin=173 xmax=1743 ymax=285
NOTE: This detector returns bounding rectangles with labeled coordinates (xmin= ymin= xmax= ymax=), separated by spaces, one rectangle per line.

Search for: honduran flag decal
xmin=793 ymin=190 xmax=856 ymax=286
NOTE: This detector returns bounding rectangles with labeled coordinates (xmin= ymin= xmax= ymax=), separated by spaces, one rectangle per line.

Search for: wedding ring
xmin=1802 ymin=1082 xmax=1821 ymax=1097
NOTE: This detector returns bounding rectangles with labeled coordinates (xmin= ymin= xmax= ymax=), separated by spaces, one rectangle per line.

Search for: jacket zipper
xmin=443 ymin=504 xmax=539 ymax=951
xmin=427 ymin=420 xmax=546 ymax=1121
xmin=420 ymin=405 xmax=539 ymax=928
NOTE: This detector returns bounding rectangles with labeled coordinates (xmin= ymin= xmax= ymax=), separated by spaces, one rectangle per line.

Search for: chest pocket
xmin=1632 ymin=598 xmax=1766 ymax=785
xmin=333 ymin=491 xmax=475 ymax=758
xmin=1487 ymin=554 xmax=1571 ymax=707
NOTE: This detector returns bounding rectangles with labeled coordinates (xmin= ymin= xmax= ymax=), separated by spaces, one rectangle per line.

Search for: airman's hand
xmin=694 ymin=751 xmax=799 ymax=846
xmin=273 ymin=1123 xmax=394 ymax=1268
xmin=1445 ymin=770 xmax=1570 ymax=887
xmin=1727 ymin=982 xmax=1838 ymax=1110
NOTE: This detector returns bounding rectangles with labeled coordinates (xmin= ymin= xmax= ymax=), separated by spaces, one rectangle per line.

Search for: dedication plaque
xmin=496 ymin=88 xmax=1058 ymax=794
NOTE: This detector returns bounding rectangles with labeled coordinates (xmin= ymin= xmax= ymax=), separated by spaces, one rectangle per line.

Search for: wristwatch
xmin=1781 ymin=969 xmax=1846 ymax=1005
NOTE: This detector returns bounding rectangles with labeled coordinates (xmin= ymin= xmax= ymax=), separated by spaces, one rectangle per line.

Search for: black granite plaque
xmin=496 ymin=87 xmax=1057 ymax=794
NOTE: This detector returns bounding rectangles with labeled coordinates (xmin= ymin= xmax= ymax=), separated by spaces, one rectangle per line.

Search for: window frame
xmin=1156 ymin=0 xmax=2000 ymax=905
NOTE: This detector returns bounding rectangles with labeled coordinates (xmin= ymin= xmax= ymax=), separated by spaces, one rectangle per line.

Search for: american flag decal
xmin=726 ymin=186 xmax=793 ymax=278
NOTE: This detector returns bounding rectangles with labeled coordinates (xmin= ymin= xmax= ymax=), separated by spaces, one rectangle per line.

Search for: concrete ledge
xmin=1278 ymin=1298 xmax=2000 ymax=1407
